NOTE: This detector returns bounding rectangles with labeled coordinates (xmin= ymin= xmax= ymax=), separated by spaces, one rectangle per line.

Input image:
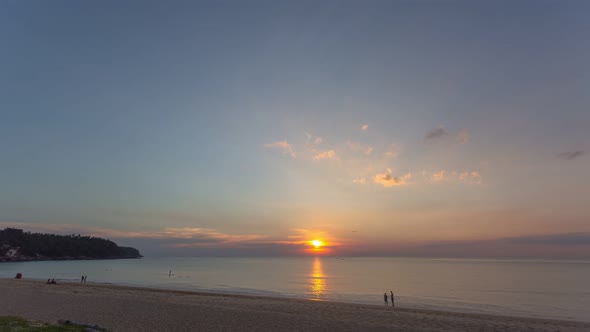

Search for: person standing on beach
xmin=384 ymin=292 xmax=388 ymax=306
xmin=390 ymin=291 xmax=394 ymax=308
xmin=81 ymin=275 xmax=84 ymax=283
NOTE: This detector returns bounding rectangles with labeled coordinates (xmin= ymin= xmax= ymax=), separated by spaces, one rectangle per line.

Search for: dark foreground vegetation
xmin=0 ymin=228 xmax=141 ymax=262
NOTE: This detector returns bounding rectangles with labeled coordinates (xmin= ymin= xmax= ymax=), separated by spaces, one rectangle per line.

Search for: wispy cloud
xmin=425 ymin=126 xmax=449 ymax=141
xmin=305 ymin=132 xmax=323 ymax=146
xmin=424 ymin=126 xmax=470 ymax=144
xmin=505 ymin=232 xmax=590 ymax=246
xmin=418 ymin=233 xmax=590 ymax=258
xmin=0 ymin=222 xmax=265 ymax=245
xmin=459 ymin=171 xmax=481 ymax=184
xmin=456 ymin=129 xmax=470 ymax=144
xmin=361 ymin=124 xmax=369 ymax=131
xmin=558 ymin=150 xmax=585 ymax=160
xmin=424 ymin=170 xmax=481 ymax=184
xmin=373 ymin=168 xmax=411 ymax=187
xmin=431 ymin=170 xmax=447 ymax=182
xmin=264 ymin=141 xmax=296 ymax=158
xmin=313 ymin=150 xmax=337 ymax=160
xmin=347 ymin=141 xmax=373 ymax=155
xmin=383 ymin=144 xmax=400 ymax=158
xmin=353 ymin=177 xmax=367 ymax=184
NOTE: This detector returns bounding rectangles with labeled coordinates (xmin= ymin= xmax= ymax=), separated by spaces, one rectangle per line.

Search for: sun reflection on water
xmin=309 ymin=256 xmax=326 ymax=300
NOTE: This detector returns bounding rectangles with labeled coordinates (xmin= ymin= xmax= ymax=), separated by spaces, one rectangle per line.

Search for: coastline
xmin=1 ymin=279 xmax=588 ymax=332
xmin=0 ymin=256 xmax=142 ymax=263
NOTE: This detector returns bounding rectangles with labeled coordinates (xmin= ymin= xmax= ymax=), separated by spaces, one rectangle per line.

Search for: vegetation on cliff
xmin=0 ymin=228 xmax=141 ymax=262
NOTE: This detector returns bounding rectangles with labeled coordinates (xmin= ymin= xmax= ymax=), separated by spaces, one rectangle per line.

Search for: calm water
xmin=1 ymin=257 xmax=589 ymax=322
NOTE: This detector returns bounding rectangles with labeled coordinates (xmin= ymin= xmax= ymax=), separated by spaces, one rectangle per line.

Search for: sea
xmin=1 ymin=257 xmax=589 ymax=322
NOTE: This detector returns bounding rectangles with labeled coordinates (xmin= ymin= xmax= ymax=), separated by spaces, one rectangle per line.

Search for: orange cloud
xmin=460 ymin=171 xmax=482 ymax=184
xmin=313 ymin=150 xmax=337 ymax=160
xmin=424 ymin=170 xmax=482 ymax=184
xmin=264 ymin=141 xmax=296 ymax=158
xmin=361 ymin=124 xmax=369 ymax=131
xmin=373 ymin=168 xmax=412 ymax=187
xmin=431 ymin=170 xmax=447 ymax=182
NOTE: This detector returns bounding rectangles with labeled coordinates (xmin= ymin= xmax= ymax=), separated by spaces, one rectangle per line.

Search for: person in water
xmin=390 ymin=291 xmax=395 ymax=308
xmin=384 ymin=292 xmax=388 ymax=306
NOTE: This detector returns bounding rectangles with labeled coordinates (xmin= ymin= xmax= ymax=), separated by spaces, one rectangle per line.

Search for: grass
xmin=0 ymin=317 xmax=87 ymax=332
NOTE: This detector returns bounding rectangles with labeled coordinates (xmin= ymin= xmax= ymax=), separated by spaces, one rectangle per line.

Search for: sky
xmin=1 ymin=0 xmax=589 ymax=258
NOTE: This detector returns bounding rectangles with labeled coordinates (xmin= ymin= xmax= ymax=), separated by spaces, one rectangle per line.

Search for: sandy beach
xmin=1 ymin=279 xmax=588 ymax=331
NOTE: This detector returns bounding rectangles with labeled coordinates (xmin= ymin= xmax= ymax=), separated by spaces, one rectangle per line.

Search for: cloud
xmin=383 ymin=144 xmax=400 ymax=158
xmin=424 ymin=126 xmax=470 ymax=144
xmin=456 ymin=129 xmax=470 ymax=144
xmin=425 ymin=126 xmax=449 ymax=141
xmin=431 ymin=170 xmax=447 ymax=182
xmin=361 ymin=124 xmax=369 ymax=131
xmin=353 ymin=177 xmax=367 ymax=184
xmin=373 ymin=168 xmax=412 ymax=187
xmin=558 ymin=150 xmax=585 ymax=160
xmin=347 ymin=141 xmax=374 ymax=155
xmin=459 ymin=171 xmax=481 ymax=184
xmin=305 ymin=132 xmax=323 ymax=146
xmin=505 ymin=232 xmax=590 ymax=246
xmin=419 ymin=233 xmax=590 ymax=258
xmin=424 ymin=170 xmax=481 ymax=184
xmin=313 ymin=150 xmax=337 ymax=160
xmin=0 ymin=222 xmax=265 ymax=244
xmin=264 ymin=141 xmax=296 ymax=158
xmin=0 ymin=222 xmax=294 ymax=256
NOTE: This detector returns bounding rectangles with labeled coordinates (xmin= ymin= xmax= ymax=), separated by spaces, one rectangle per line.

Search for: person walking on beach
xmin=83 ymin=275 xmax=87 ymax=283
xmin=384 ymin=292 xmax=388 ymax=306
xmin=81 ymin=275 xmax=84 ymax=283
xmin=390 ymin=291 xmax=395 ymax=308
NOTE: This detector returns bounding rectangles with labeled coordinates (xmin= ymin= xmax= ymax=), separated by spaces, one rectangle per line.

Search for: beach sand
xmin=1 ymin=279 xmax=588 ymax=332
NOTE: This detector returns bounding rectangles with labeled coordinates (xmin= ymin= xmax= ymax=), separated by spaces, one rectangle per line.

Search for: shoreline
xmin=1 ymin=279 xmax=589 ymax=331
xmin=3 ymin=276 xmax=581 ymax=322
xmin=0 ymin=256 xmax=142 ymax=263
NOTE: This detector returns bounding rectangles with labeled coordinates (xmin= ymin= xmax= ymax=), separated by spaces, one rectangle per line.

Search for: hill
xmin=0 ymin=228 xmax=142 ymax=262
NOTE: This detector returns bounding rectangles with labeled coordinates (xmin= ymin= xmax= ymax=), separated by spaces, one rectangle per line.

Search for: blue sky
xmin=1 ymin=0 xmax=589 ymax=257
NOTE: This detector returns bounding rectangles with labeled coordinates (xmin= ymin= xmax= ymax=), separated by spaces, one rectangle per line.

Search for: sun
xmin=310 ymin=240 xmax=323 ymax=248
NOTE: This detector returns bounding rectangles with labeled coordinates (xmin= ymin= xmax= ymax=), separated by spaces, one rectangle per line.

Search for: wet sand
xmin=1 ymin=279 xmax=588 ymax=331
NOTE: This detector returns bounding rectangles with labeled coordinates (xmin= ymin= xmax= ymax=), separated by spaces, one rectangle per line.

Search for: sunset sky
xmin=1 ymin=1 xmax=589 ymax=258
